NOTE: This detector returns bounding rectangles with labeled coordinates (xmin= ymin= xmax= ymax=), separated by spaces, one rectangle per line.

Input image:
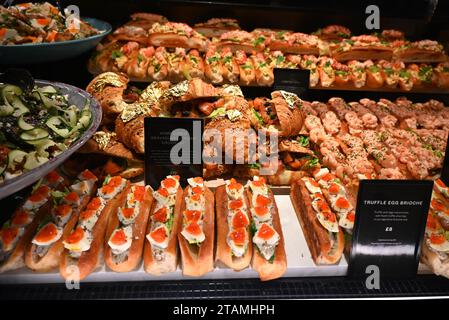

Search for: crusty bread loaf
xmin=0 ymin=202 xmax=51 ymax=273
xmin=143 ymin=187 xmax=183 ymax=275
xmin=24 ymin=195 xmax=92 ymax=272
xmin=290 ymin=180 xmax=344 ymax=265
xmin=105 ymin=186 xmax=153 ymax=272
xmin=245 ymin=187 xmax=287 ymax=281
xmin=60 ymin=182 xmax=130 ymax=281
xmin=215 ymin=185 xmax=252 ymax=271
xmin=178 ymin=186 xmax=215 ymax=276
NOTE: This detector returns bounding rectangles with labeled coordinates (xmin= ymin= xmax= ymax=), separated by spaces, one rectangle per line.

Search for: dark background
xmin=2 ymin=0 xmax=449 ymax=300
xmin=2 ymin=0 xmax=449 ymax=220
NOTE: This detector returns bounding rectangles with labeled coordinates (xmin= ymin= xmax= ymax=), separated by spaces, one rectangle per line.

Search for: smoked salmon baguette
xmin=431 ymin=179 xmax=449 ymax=231
xmin=215 ymin=179 xmax=252 ymax=271
xmin=290 ymin=176 xmax=345 ymax=265
xmin=421 ymin=211 xmax=449 ymax=278
xmin=178 ymin=177 xmax=215 ymax=276
xmin=144 ymin=175 xmax=183 ymax=275
xmin=105 ymin=184 xmax=153 ymax=272
xmin=25 ymin=170 xmax=98 ymax=272
xmin=245 ymin=176 xmax=287 ymax=281
xmin=60 ymin=175 xmax=130 ymax=281
xmin=0 ymin=171 xmax=66 ymax=273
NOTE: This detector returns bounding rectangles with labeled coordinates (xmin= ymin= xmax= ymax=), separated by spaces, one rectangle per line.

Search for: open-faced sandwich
xmin=245 ymin=176 xmax=287 ymax=281
xmin=144 ymin=175 xmax=183 ymax=275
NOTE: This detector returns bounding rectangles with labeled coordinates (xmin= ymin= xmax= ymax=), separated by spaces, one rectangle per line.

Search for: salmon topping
xmin=11 ymin=210 xmax=30 ymax=226
xmin=101 ymin=185 xmax=115 ymax=195
xmin=328 ymin=183 xmax=341 ymax=195
xmin=347 ymin=211 xmax=355 ymax=222
xmin=253 ymin=206 xmax=269 ymax=217
xmin=81 ymin=170 xmax=97 ymax=181
xmin=80 ymin=210 xmax=96 ymax=220
xmin=430 ymin=233 xmax=446 ymax=245
xmin=322 ymin=211 xmax=337 ymax=222
xmin=257 ymin=223 xmax=275 ymax=240
xmin=191 ymin=186 xmax=204 ymax=195
xmin=111 ymin=229 xmax=127 ymax=245
xmin=157 ymin=187 xmax=169 ymax=198
xmin=232 ymin=211 xmax=249 ymax=228
xmin=64 ymin=191 xmax=79 ymax=203
xmin=35 ymin=223 xmax=58 ymax=243
xmin=66 ymin=227 xmax=84 ymax=244
xmin=54 ymin=204 xmax=72 ymax=217
xmin=45 ymin=171 xmax=61 ymax=183
xmin=184 ymin=210 xmax=201 ymax=223
xmin=185 ymin=222 xmax=202 ymax=236
xmin=87 ymin=197 xmax=102 ymax=211
xmin=162 ymin=178 xmax=177 ymax=189
xmin=230 ymin=228 xmax=247 ymax=246
xmin=108 ymin=176 xmax=122 ymax=187
xmin=335 ymin=197 xmax=350 ymax=209
xmin=154 ymin=207 xmax=168 ymax=223
xmin=229 ymin=199 xmax=243 ymax=210
xmin=133 ymin=185 xmax=146 ymax=202
xmin=150 ymin=227 xmax=167 ymax=243
xmin=431 ymin=199 xmax=445 ymax=212
xmin=0 ymin=227 xmax=19 ymax=246
xmin=255 ymin=194 xmax=271 ymax=207
xmin=121 ymin=207 xmax=135 ymax=219
xmin=29 ymin=185 xmax=50 ymax=202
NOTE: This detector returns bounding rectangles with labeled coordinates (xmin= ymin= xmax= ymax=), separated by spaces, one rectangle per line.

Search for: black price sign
xmin=348 ymin=180 xmax=432 ymax=278
xmin=273 ymin=68 xmax=310 ymax=96
xmin=439 ymin=136 xmax=449 ymax=185
xmin=144 ymin=117 xmax=204 ymax=189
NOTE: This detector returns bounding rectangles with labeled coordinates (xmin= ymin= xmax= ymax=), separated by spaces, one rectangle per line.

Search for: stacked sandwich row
xmin=90 ymin=42 xmax=449 ymax=90
xmin=82 ymin=74 xmax=449 ymax=187
xmin=102 ymin=13 xmax=448 ymax=62
xmin=88 ymin=13 xmax=449 ymax=91
xmin=0 ymin=172 xmax=287 ymax=281
xmin=299 ymin=96 xmax=448 ymax=192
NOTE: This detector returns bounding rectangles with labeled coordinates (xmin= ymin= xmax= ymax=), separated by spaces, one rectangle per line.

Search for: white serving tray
xmin=0 ymin=195 xmax=430 ymax=284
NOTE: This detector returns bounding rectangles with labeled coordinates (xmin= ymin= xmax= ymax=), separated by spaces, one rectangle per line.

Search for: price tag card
xmin=439 ymin=136 xmax=449 ymax=185
xmin=273 ymin=68 xmax=310 ymax=96
xmin=348 ymin=179 xmax=433 ymax=278
xmin=144 ymin=117 xmax=204 ymax=189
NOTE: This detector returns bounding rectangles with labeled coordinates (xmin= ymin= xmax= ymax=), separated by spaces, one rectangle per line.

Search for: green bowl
xmin=0 ymin=17 xmax=111 ymax=65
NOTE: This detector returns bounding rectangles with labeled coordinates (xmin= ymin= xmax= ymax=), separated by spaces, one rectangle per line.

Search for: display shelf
xmin=0 ymin=195 xmax=432 ymax=287
xmin=0 ymin=195 xmax=348 ymax=285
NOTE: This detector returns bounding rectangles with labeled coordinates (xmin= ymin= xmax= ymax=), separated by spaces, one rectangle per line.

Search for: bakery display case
xmin=1 ymin=0 xmax=449 ymax=300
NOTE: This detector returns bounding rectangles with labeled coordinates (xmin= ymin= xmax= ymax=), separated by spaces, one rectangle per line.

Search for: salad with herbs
xmin=0 ymin=83 xmax=92 ymax=183
xmin=0 ymin=2 xmax=100 ymax=45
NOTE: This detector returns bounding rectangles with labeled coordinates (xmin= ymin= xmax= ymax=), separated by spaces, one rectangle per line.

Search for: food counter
xmin=1 ymin=0 xmax=449 ymax=301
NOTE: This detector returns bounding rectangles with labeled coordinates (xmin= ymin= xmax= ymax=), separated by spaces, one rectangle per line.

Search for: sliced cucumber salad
xmin=0 ymin=83 xmax=92 ymax=183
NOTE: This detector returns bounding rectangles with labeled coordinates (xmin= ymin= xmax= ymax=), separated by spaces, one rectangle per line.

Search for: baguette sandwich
xmin=290 ymin=176 xmax=345 ymax=264
xmin=0 ymin=171 xmax=65 ymax=273
xmin=105 ymin=184 xmax=153 ymax=272
xmin=60 ymin=175 xmax=130 ymax=281
xmin=144 ymin=175 xmax=183 ymax=274
xmin=178 ymin=177 xmax=215 ymax=276
xmin=245 ymin=176 xmax=287 ymax=281
xmin=25 ymin=170 xmax=98 ymax=272
xmin=215 ymin=178 xmax=252 ymax=271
